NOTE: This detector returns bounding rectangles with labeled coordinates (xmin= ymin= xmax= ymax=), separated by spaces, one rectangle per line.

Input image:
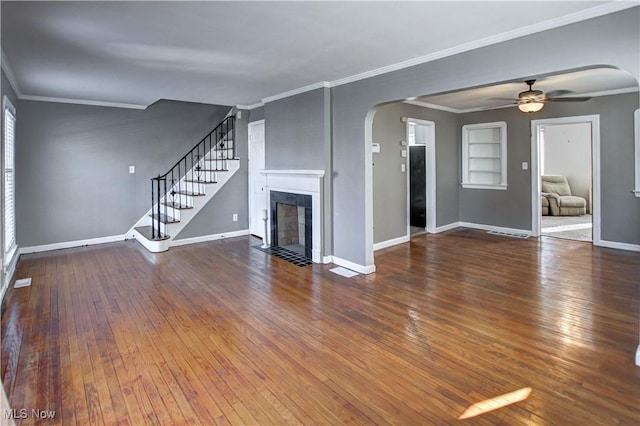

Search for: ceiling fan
xmin=495 ymin=79 xmax=592 ymax=113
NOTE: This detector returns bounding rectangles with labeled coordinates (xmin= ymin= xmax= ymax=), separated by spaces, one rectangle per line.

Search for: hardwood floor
xmin=2 ymin=229 xmax=639 ymax=425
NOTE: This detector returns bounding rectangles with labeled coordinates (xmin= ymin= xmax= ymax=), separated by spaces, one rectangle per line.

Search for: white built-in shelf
xmin=462 ymin=121 xmax=507 ymax=189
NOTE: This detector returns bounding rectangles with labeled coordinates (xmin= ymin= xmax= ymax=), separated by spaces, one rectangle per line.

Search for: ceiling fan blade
xmin=544 ymin=96 xmax=592 ymax=103
xmin=545 ymin=89 xmax=573 ymax=98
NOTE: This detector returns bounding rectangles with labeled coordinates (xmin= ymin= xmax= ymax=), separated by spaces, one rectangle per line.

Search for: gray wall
xmin=328 ymin=8 xmax=639 ymax=267
xmin=264 ymin=88 xmax=328 ymax=170
xmin=458 ymin=92 xmax=639 ymax=244
xmin=16 ymin=99 xmax=233 ymax=247
xmin=372 ymin=102 xmax=459 ymax=244
xmin=248 ymin=106 xmax=264 ymax=123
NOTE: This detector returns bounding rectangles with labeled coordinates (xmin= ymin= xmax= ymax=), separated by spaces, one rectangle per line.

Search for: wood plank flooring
xmin=2 ymin=229 xmax=639 ymax=425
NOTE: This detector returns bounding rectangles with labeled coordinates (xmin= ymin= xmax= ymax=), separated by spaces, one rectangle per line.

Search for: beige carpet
xmin=541 ymin=214 xmax=592 ymax=242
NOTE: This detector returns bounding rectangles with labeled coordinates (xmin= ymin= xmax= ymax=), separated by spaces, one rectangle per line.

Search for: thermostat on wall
xmin=372 ymin=143 xmax=381 ymax=153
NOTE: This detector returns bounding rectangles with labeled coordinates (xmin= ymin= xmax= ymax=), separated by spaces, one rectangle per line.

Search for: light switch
xmin=401 ymin=164 xmax=406 ymax=173
xmin=522 ymin=162 xmax=528 ymax=170
xmin=129 ymin=166 xmax=135 ymax=174
xmin=401 ymin=149 xmax=407 ymax=158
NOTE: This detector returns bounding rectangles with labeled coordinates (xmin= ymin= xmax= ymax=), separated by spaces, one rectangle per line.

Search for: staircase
xmin=128 ymin=115 xmax=239 ymax=252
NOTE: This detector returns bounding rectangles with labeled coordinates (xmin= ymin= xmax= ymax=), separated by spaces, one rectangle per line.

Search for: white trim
xmin=19 ymin=95 xmax=147 ymax=110
xmin=636 ymin=344 xmax=640 ymax=367
xmin=405 ymin=118 xmax=437 ymax=234
xmin=248 ymin=120 xmax=266 ymax=238
xmin=364 ymin=108 xmax=377 ymax=274
xmin=597 ymin=240 xmax=640 ymax=253
xmin=236 ymin=102 xmax=264 ymax=110
xmin=0 ymin=246 xmax=19 ymax=307
xmin=331 ymin=256 xmax=376 ymax=275
xmin=0 ymin=49 xmax=22 ymax=97
xmin=403 ymin=100 xmax=460 ymax=114
xmin=531 ymin=115 xmax=601 ymax=246
xmin=373 ymin=235 xmax=410 ymax=251
xmin=19 ymin=234 xmax=125 ymax=254
xmin=461 ymin=183 xmax=508 ymax=190
xmin=459 ymin=222 xmax=532 ymax=237
xmin=322 ymin=255 xmax=333 ymax=264
xmin=261 ymin=82 xmax=330 ymax=104
xmin=330 ymin=2 xmax=635 ymax=88
xmin=634 ymin=109 xmax=640 ymax=197
xmin=578 ymin=86 xmax=639 ymax=99
xmin=435 ymin=222 xmax=461 ymax=233
xmin=170 ymin=229 xmax=250 ymax=247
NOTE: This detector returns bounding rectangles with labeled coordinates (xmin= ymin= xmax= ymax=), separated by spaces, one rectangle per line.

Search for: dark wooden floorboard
xmin=2 ymin=229 xmax=639 ymax=425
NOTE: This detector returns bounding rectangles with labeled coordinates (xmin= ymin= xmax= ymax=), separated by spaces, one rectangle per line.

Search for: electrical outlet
xmin=232 ymin=213 xmax=238 ymax=222
xmin=522 ymin=162 xmax=528 ymax=170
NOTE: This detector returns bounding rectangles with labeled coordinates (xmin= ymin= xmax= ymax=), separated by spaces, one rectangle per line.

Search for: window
xmin=462 ymin=121 xmax=507 ymax=190
xmin=634 ymin=109 xmax=640 ymax=197
xmin=3 ymin=96 xmax=16 ymax=260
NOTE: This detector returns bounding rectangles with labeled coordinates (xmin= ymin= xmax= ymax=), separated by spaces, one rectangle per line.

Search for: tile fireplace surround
xmin=260 ymin=170 xmax=324 ymax=263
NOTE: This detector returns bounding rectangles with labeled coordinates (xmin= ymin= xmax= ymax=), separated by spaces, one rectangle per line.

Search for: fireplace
xmin=270 ymin=191 xmax=312 ymax=259
xmin=260 ymin=169 xmax=324 ymax=263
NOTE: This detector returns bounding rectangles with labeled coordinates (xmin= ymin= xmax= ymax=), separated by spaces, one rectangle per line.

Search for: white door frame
xmin=248 ymin=120 xmax=266 ymax=238
xmin=530 ymin=115 xmax=601 ymax=245
xmin=405 ymin=118 xmax=436 ymax=236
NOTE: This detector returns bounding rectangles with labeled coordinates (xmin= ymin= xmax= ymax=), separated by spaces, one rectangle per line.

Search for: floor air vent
xmin=487 ymin=230 xmax=529 ymax=239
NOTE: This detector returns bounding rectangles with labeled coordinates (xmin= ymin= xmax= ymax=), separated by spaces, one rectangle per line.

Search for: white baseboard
xmin=170 ymin=229 xmax=249 ymax=247
xmin=1 ymin=247 xmax=19 ymax=306
xmin=331 ymin=256 xmax=376 ymax=275
xmin=597 ymin=240 xmax=640 ymax=252
xmin=322 ymin=255 xmax=333 ymax=264
xmin=459 ymin=221 xmax=532 ymax=237
xmin=19 ymin=234 xmax=125 ymax=254
xmin=435 ymin=222 xmax=461 ymax=233
xmin=373 ymin=235 xmax=410 ymax=251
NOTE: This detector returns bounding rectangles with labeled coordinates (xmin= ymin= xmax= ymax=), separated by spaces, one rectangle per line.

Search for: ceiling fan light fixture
xmin=518 ymin=101 xmax=544 ymax=113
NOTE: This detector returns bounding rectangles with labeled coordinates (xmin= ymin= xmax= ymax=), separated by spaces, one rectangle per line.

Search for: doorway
xmin=248 ymin=120 xmax=266 ymax=239
xmin=406 ymin=119 xmax=436 ymax=237
xmin=531 ymin=115 xmax=601 ymax=245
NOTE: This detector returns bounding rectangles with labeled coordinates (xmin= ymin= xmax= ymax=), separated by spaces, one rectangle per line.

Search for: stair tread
xmin=184 ymin=179 xmax=218 ymax=184
xmin=161 ymin=202 xmax=192 ymax=210
xmin=174 ymin=190 xmax=205 ymax=196
xmin=150 ymin=213 xmax=180 ymax=224
xmin=134 ymin=226 xmax=170 ymax=241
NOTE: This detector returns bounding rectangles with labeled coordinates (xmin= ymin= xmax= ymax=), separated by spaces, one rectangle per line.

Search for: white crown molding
xmin=330 ymin=2 xmax=638 ymax=88
xmin=236 ymin=101 xmax=264 ymax=110
xmin=19 ymin=94 xmax=147 ymax=110
xmin=249 ymin=2 xmax=636 ymax=107
xmin=261 ymin=81 xmax=330 ymax=105
xmin=576 ymin=86 xmax=639 ymax=98
xmin=1 ymin=49 xmax=22 ymax=97
xmin=403 ymin=100 xmax=461 ymax=114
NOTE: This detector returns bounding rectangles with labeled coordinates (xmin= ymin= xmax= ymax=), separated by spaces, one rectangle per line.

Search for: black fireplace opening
xmin=270 ymin=191 xmax=312 ymax=260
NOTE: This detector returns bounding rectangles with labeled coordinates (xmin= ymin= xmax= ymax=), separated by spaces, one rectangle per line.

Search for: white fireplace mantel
xmin=260 ymin=170 xmax=325 ymax=263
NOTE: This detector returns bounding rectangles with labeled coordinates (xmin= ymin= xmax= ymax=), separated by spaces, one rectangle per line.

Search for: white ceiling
xmin=413 ymin=68 xmax=639 ymax=112
xmin=1 ymin=1 xmax=636 ymax=108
